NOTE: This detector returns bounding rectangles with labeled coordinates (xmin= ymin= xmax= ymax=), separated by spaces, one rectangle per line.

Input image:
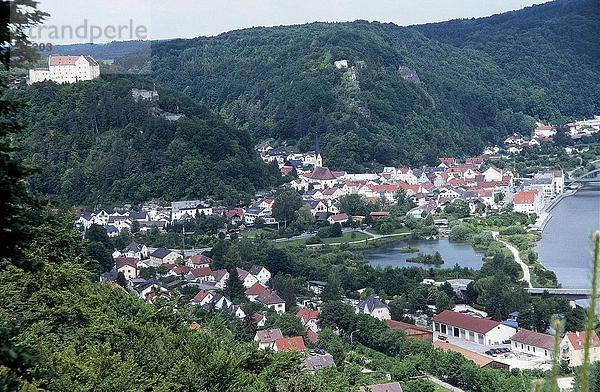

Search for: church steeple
xmin=315 ymin=131 xmax=323 ymax=168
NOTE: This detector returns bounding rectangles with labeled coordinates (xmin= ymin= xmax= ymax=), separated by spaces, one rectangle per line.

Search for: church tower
xmin=315 ymin=131 xmax=323 ymax=168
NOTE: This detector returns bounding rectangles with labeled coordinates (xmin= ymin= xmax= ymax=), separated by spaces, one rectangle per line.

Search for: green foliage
xmin=8 ymin=80 xmax=278 ymax=206
xmin=224 ymin=267 xmax=247 ymax=303
xmin=141 ymin=1 xmax=599 ymax=168
xmin=272 ymin=189 xmax=303 ymax=224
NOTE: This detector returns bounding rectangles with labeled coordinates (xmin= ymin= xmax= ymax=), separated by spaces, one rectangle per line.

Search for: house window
xmin=478 ymin=334 xmax=484 ymax=344
xmin=469 ymin=331 xmax=475 ymax=341
xmin=441 ymin=324 xmax=447 ymax=334
xmin=434 ymin=323 xmax=440 ymax=332
xmin=453 ymin=327 xmax=460 ymax=337
xmin=533 ymin=347 xmax=536 ymax=353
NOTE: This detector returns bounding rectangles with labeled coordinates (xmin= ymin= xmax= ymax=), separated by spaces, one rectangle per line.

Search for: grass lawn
xmin=320 ymin=231 xmax=370 ymax=244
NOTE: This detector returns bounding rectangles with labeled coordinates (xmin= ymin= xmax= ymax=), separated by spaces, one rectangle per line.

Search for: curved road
xmin=493 ymin=232 xmax=532 ymax=288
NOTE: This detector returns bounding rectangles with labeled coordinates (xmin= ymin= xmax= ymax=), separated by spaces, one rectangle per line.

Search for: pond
xmin=364 ymin=237 xmax=484 ymax=270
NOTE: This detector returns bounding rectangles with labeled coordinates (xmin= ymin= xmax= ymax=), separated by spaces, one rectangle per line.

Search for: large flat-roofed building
xmin=432 ymin=310 xmax=516 ymax=345
xmin=28 ymin=55 xmax=100 ymax=84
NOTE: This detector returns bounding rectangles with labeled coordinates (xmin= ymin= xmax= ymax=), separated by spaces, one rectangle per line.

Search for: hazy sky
xmin=32 ymin=0 xmax=552 ymax=44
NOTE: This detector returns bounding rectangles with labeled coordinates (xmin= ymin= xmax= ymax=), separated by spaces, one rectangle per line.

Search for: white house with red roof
xmin=29 ymin=55 xmax=100 ymax=84
xmin=186 ymin=253 xmax=212 ymax=269
xmin=513 ymin=190 xmax=543 ymax=215
xmin=432 ymin=310 xmax=515 ymax=345
xmin=245 ymin=282 xmax=269 ymax=301
xmin=273 ymin=336 xmax=306 ymax=352
xmin=116 ymin=257 xmax=138 ymax=280
xmin=190 ymin=289 xmax=215 ymax=306
xmin=510 ymin=328 xmax=554 ymax=359
xmin=327 ymin=213 xmax=349 ymax=225
xmin=297 ymin=308 xmax=320 ymax=332
xmin=561 ymin=331 xmax=600 ymax=367
xmin=256 ymin=291 xmax=286 ymax=314
xmin=237 ymin=267 xmax=259 ymax=288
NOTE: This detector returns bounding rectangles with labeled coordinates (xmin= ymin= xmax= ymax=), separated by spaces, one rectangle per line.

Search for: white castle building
xmin=28 ymin=55 xmax=100 ymax=84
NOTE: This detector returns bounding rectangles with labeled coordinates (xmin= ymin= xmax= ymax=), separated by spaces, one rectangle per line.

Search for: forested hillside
xmin=416 ymin=0 xmax=600 ymax=120
xmin=8 ymin=79 xmax=280 ymax=206
xmin=138 ymin=0 xmax=598 ymax=170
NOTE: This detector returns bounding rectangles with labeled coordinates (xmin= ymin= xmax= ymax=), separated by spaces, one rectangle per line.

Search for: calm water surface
xmin=536 ymin=186 xmax=600 ymax=288
xmin=364 ymin=237 xmax=484 ymax=270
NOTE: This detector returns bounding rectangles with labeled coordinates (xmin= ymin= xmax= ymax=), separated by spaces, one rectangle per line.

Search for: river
xmin=364 ymin=237 xmax=484 ymax=270
xmin=535 ymin=186 xmax=600 ymax=288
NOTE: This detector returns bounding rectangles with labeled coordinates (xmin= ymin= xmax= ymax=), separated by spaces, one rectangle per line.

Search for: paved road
xmin=493 ymin=232 xmax=532 ymax=288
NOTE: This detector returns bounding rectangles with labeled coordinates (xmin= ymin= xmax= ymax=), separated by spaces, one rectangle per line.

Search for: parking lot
xmin=434 ymin=332 xmax=551 ymax=370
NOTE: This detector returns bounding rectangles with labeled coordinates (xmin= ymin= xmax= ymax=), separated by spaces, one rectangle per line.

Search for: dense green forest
xmin=124 ymin=0 xmax=598 ymax=170
xmin=6 ymin=79 xmax=280 ymax=206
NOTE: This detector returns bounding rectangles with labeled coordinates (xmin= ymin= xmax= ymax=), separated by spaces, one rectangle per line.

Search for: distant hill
xmin=415 ymin=0 xmax=600 ymax=121
xmin=8 ymin=78 xmax=279 ymax=206
xmin=126 ymin=0 xmax=599 ymax=170
xmin=47 ymin=40 xmax=153 ymax=60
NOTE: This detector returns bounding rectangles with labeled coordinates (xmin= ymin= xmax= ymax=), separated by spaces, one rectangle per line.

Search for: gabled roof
xmin=308 ymin=166 xmax=336 ymax=180
xmin=190 ymin=267 xmax=214 ymax=278
xmin=328 ymin=213 xmax=349 ymax=222
xmin=433 ymin=310 xmax=501 ymax=334
xmin=212 ymin=269 xmax=228 ymax=281
xmin=188 ymin=253 xmax=212 ymax=266
xmin=274 ymin=336 xmax=306 ymax=351
xmin=255 ymin=328 xmax=283 ymax=343
xmin=150 ymin=247 xmax=172 ymax=259
xmin=122 ymin=242 xmax=143 ymax=253
xmin=245 ymin=282 xmax=269 ymax=296
xmin=303 ymin=354 xmax=335 ymax=371
xmin=565 ymin=331 xmax=600 ymax=350
xmin=249 ymin=265 xmax=266 ymax=276
xmin=357 ymin=295 xmax=388 ymax=313
xmin=510 ymin=328 xmax=553 ymax=350
xmin=49 ymin=55 xmax=80 ymax=66
xmin=236 ymin=267 xmax=250 ymax=280
xmin=116 ymin=257 xmax=138 ymax=270
xmin=257 ymin=291 xmax=285 ymax=305
xmin=192 ymin=289 xmax=214 ymax=303
xmin=297 ymin=308 xmax=320 ymax=323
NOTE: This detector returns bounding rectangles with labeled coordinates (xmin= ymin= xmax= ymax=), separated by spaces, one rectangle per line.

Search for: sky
xmin=30 ymin=0 xmax=552 ymax=45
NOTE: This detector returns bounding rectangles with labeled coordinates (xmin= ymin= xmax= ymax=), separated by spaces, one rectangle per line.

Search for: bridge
xmin=565 ymin=168 xmax=600 ymax=184
xmin=527 ymin=287 xmax=593 ymax=300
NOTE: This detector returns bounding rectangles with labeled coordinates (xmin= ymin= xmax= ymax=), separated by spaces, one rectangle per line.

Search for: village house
xmin=356 ymin=295 xmax=391 ymax=321
xmin=254 ymin=328 xmax=284 ymax=350
xmin=327 ymin=213 xmax=349 ymax=225
xmin=510 ymin=328 xmax=554 ymax=359
xmin=513 ymin=190 xmax=543 ymax=215
xmin=245 ymin=282 xmax=269 ymax=302
xmin=148 ymin=247 xmax=181 ymax=266
xmin=116 ymin=258 xmax=138 ymax=280
xmin=297 ymin=308 xmax=320 ymax=333
xmin=119 ymin=242 xmax=148 ymax=260
xmin=273 ymin=336 xmax=306 ymax=352
xmin=185 ymin=253 xmax=212 ymax=269
xmin=256 ymin=291 xmax=286 ymax=314
xmin=186 ymin=267 xmax=216 ymax=284
xmin=237 ymin=267 xmax=259 ymax=288
xmin=303 ymin=354 xmax=335 ymax=372
xmin=561 ymin=331 xmax=600 ymax=367
xmin=212 ymin=269 xmax=229 ymax=288
xmin=249 ymin=265 xmax=271 ymax=284
xmin=432 ymin=310 xmax=516 ymax=345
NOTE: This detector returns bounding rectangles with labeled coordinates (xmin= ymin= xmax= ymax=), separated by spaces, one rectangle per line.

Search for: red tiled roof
xmin=192 ymin=290 xmax=213 ymax=302
xmin=191 ymin=267 xmax=213 ymax=278
xmin=189 ymin=253 xmax=212 ymax=266
xmin=245 ymin=282 xmax=269 ymax=296
xmin=309 ymin=166 xmax=336 ymax=180
xmin=328 ymin=213 xmax=349 ymax=222
xmin=257 ymin=291 xmax=285 ymax=305
xmin=274 ymin=336 xmax=306 ymax=351
xmin=236 ymin=267 xmax=250 ymax=280
xmin=116 ymin=257 xmax=138 ymax=270
xmin=49 ymin=55 xmax=79 ymax=66
xmin=433 ymin=310 xmax=500 ymax=334
xmin=514 ymin=190 xmax=538 ymax=204
xmin=297 ymin=308 xmax=320 ymax=323
xmin=510 ymin=328 xmax=553 ymax=350
xmin=306 ymin=329 xmax=318 ymax=343
xmin=566 ymin=331 xmax=600 ymax=350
